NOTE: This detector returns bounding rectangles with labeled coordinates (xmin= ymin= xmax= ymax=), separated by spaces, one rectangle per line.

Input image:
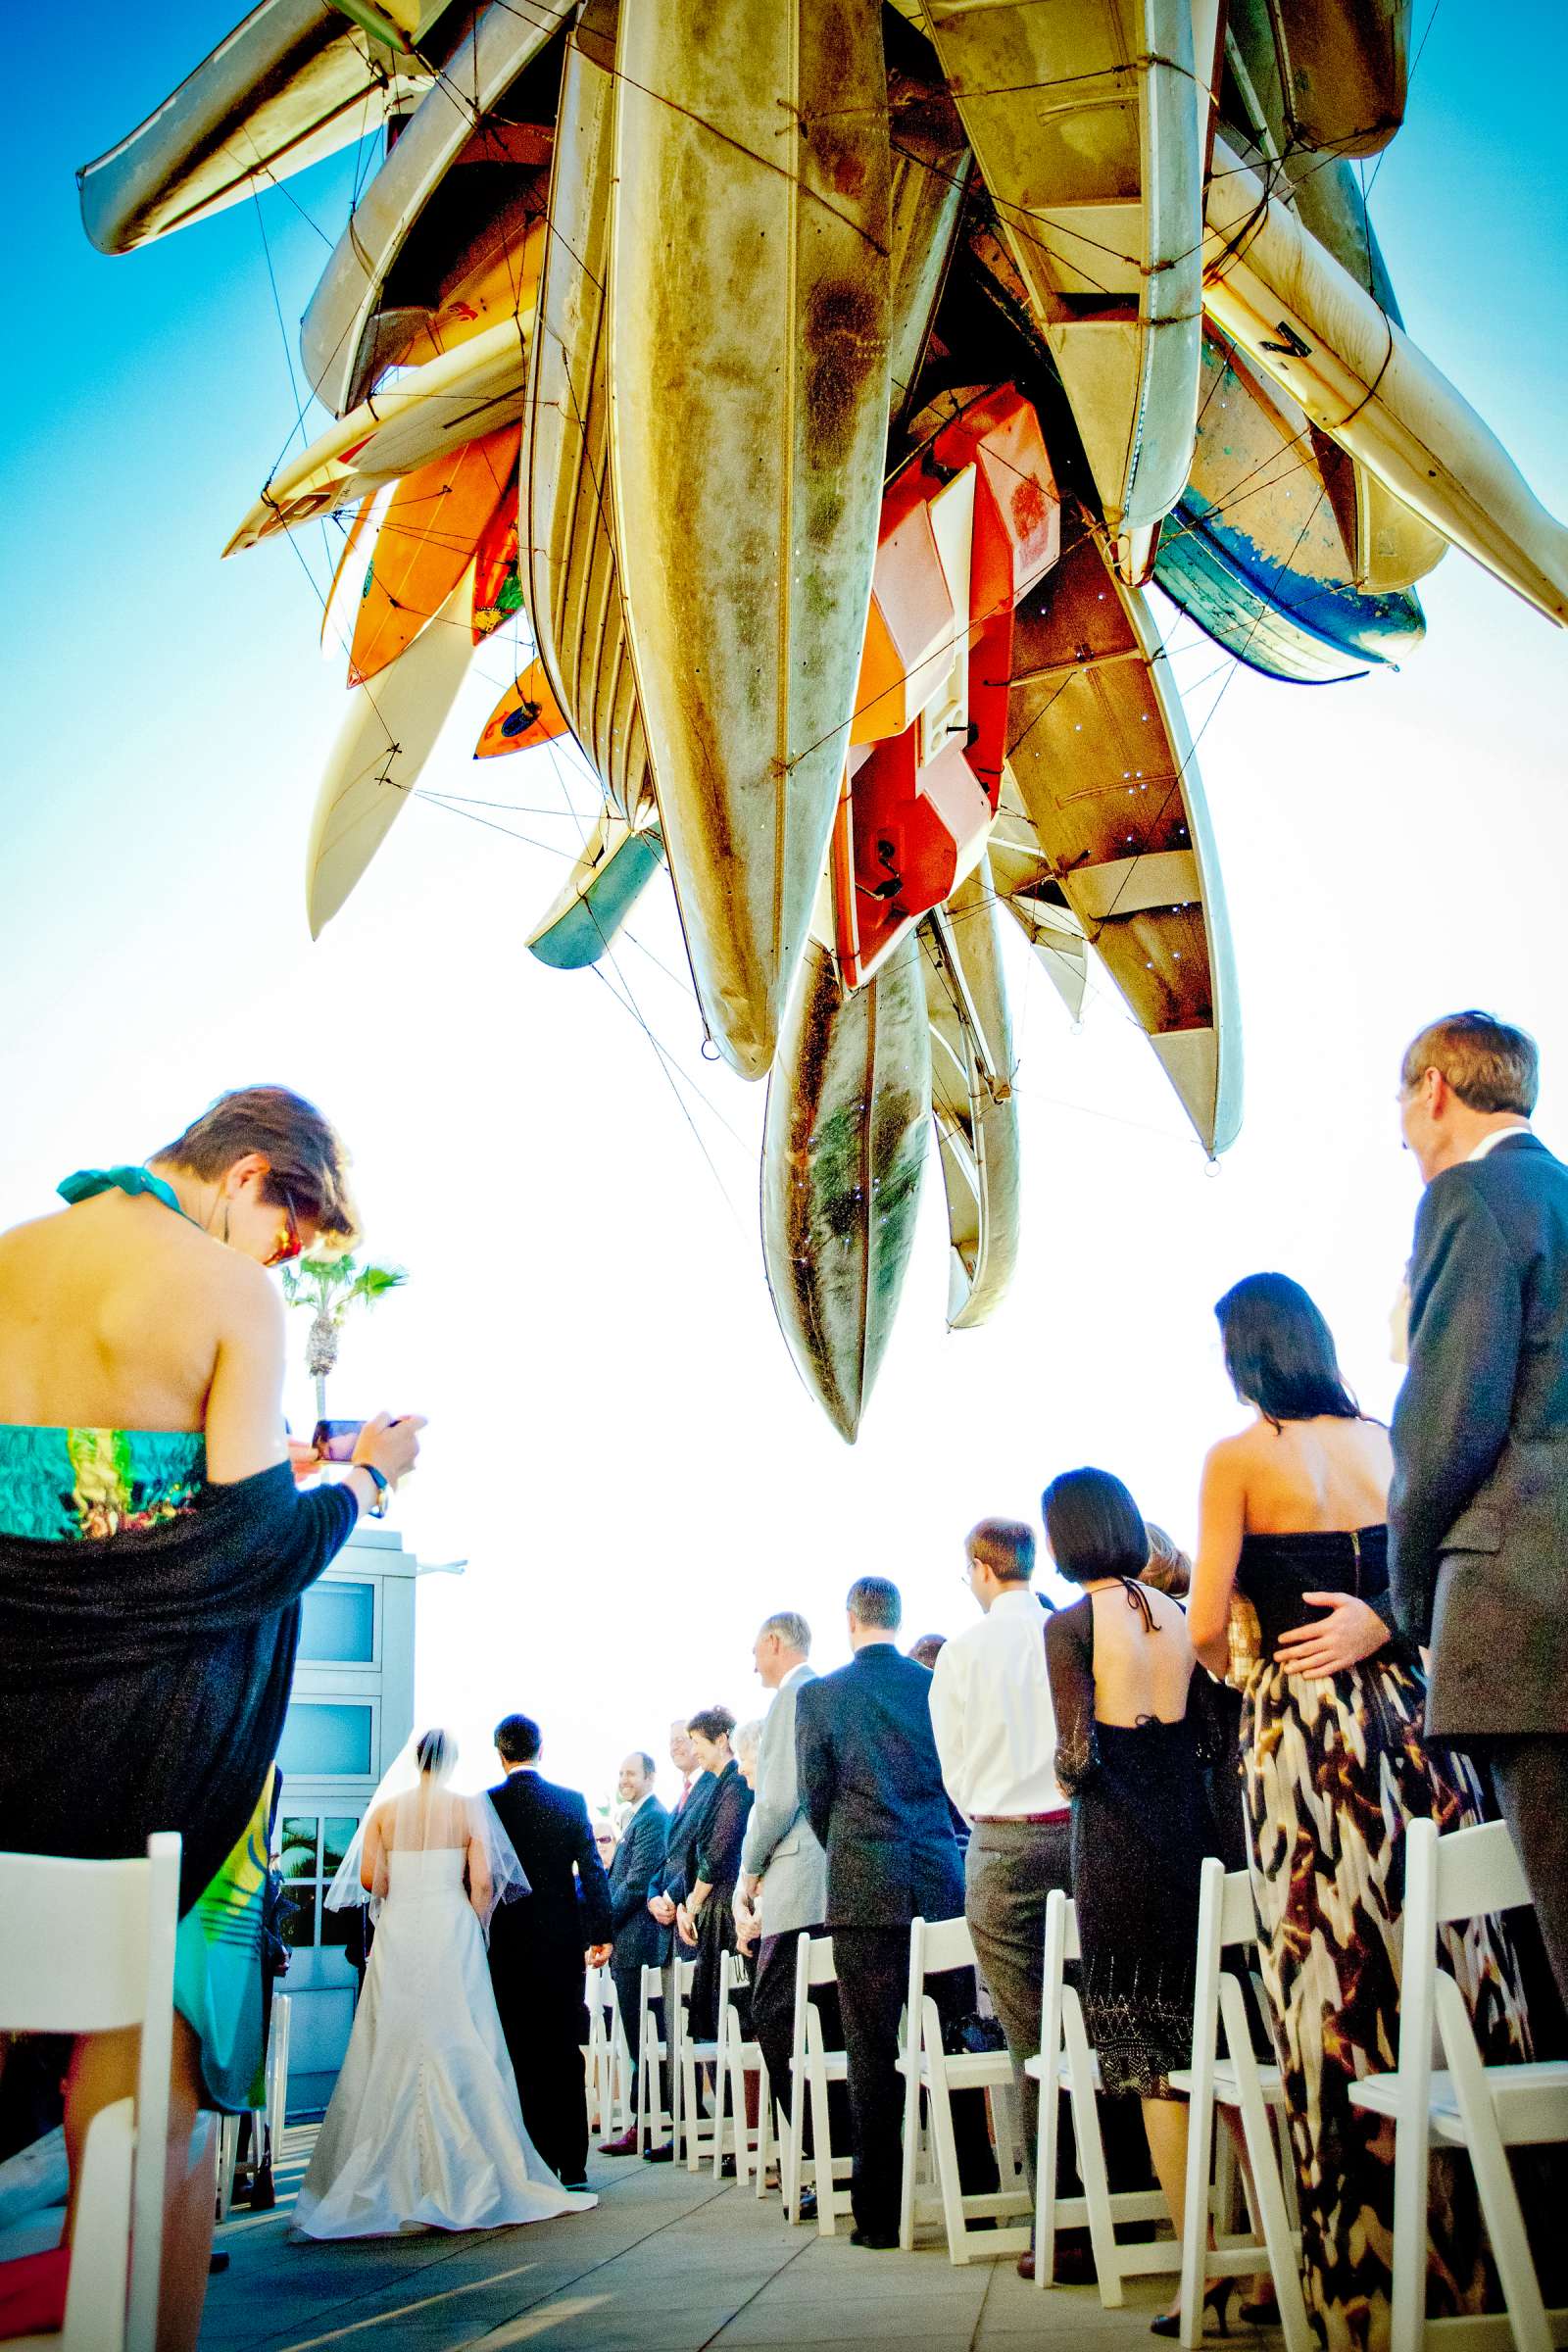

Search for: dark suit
xmin=1390 ymin=1129 xmax=1568 ymax=2006
xmin=487 ymin=1767 xmax=613 ymax=2185
xmin=796 ymin=1645 xmax=997 ymax=2237
xmin=608 ymin=1794 xmax=669 ymax=2102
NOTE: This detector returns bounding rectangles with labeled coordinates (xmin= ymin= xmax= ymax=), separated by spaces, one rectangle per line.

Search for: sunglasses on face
xmin=265 ymin=1189 xmax=304 ymax=1268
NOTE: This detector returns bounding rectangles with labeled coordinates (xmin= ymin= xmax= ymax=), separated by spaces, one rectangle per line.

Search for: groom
xmin=488 ymin=1714 xmax=613 ymax=2190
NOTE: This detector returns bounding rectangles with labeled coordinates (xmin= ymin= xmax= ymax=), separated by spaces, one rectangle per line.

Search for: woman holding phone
xmin=0 ymin=1086 xmax=422 ymax=2350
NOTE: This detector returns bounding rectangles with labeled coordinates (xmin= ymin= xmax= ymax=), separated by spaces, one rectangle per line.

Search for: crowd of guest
xmin=2 ymin=1008 xmax=1566 ymax=2352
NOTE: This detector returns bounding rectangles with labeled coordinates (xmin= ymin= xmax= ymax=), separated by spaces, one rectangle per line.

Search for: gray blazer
xmin=740 ymin=1662 xmax=826 ymax=1937
xmin=1389 ymin=1132 xmax=1568 ymax=1736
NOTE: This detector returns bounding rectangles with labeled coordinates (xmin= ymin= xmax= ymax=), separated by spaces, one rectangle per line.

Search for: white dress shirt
xmin=928 ymin=1586 xmax=1066 ymax=1820
xmin=1467 ymin=1124 xmax=1532 ymax=1161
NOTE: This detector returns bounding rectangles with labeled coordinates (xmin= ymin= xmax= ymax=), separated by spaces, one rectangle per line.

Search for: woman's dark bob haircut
xmin=687 ymin=1706 xmax=736 ymax=1745
xmin=1042 ymin=1468 xmax=1151 ymax=1586
xmin=1214 ymin=1272 xmax=1360 ymax=1428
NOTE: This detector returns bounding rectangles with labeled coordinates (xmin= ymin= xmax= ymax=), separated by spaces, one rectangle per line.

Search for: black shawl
xmin=0 ymin=1465 xmax=357 ymax=1912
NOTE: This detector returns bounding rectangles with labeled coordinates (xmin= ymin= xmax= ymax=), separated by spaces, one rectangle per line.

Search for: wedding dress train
xmin=295 ymin=1842 xmax=596 ymax=2237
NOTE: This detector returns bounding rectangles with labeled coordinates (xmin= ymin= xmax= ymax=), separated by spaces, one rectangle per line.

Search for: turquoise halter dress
xmin=0 ymin=1168 xmax=278 ymax=2110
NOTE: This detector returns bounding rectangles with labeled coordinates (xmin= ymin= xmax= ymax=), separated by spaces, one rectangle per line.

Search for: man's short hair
xmin=847 ymin=1575 xmax=902 ymax=1631
xmin=495 ymin=1712 xmax=542 ymax=1764
xmin=1400 ymin=1011 xmax=1539 ymax=1116
xmin=965 ymin=1517 xmax=1036 ymax=1583
xmin=760 ymin=1609 xmax=811 ymax=1655
xmin=627 ymin=1750 xmax=657 ymax=1779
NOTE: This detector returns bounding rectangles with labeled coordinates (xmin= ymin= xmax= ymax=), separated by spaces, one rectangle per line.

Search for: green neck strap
xmin=57 ymin=1165 xmax=197 ymax=1226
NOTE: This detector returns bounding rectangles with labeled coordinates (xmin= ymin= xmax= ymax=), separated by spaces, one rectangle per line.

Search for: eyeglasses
xmin=265 ymin=1189 xmax=303 ymax=1268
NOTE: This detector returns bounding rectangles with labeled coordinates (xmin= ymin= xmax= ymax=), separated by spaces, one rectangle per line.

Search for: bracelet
xmin=359 ymin=1463 xmax=391 ymax=1517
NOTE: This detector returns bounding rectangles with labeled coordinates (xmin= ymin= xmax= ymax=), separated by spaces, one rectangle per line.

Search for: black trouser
xmin=1480 ymin=1735 xmax=1568 ymax=2051
xmin=753 ymin=1926 xmax=850 ymax=2157
xmin=832 ymin=1925 xmax=998 ymax=2240
xmin=495 ymin=1959 xmax=590 ymax=2186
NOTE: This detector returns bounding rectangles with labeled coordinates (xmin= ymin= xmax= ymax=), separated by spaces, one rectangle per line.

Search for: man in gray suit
xmin=1389 ymin=1010 xmax=1568 ymax=2007
xmin=736 ymin=1611 xmax=830 ymax=2163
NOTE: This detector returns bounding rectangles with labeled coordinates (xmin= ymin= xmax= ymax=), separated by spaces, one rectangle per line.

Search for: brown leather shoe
xmin=1016 ymin=2251 xmax=1036 ymax=2281
xmin=598 ymin=2128 xmax=639 ymax=2156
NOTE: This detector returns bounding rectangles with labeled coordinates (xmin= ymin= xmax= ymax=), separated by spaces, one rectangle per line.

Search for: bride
xmin=294 ymin=1728 xmax=597 ymax=2238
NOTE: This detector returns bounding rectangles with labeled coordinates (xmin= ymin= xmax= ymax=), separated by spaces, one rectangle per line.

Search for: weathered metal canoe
xmin=1152 ymin=328 xmax=1426 ymax=683
xmin=761 ymin=935 xmax=931 ymax=1444
xmin=885 ymin=61 xmax=970 ymax=429
xmin=610 ymin=0 xmax=894 ymax=1080
xmin=922 ymin=860 xmax=1020 ymax=1330
xmin=77 ymin=0 xmax=439 ymax=254
xmin=523 ymin=0 xmax=650 ymax=826
xmin=300 ymin=2 xmax=560 ymax=414
xmin=348 ymin=425 xmax=517 ymax=684
xmin=915 ymin=0 xmax=1213 ymax=581
xmin=306 ymin=565 xmax=473 ymax=935
xmin=224 ymin=256 xmax=540 ymax=553
xmin=1004 ymin=524 xmax=1242 ymax=1152
xmin=525 ymin=811 xmax=667 ymax=970
xmin=1256 ymin=0 xmax=1410 ymax=158
xmin=1203 ymin=133 xmax=1568 ymax=627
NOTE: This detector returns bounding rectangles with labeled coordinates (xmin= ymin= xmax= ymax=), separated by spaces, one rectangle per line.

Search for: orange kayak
xmin=474 ymin=661 xmax=570 ymax=760
xmin=347 ymin=423 xmax=518 ymax=687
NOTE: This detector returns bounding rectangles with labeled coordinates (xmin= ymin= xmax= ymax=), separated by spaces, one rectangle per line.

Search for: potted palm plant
xmin=281 ymin=1252 xmax=408 ymax=1419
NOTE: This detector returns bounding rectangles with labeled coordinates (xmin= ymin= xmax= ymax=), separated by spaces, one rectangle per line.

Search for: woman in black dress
xmin=1043 ymin=1468 xmax=1229 ymax=2335
xmin=678 ymin=1706 xmax=754 ymax=2042
xmin=1191 ymin=1273 xmax=1535 ymax=2352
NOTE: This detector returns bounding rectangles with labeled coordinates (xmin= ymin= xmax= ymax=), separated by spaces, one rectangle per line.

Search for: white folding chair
xmin=1348 ymin=1817 xmax=1568 ymax=2352
xmin=783 ymin=1932 xmax=854 ymax=2233
xmin=676 ymin=1957 xmax=721 ymax=2172
xmin=635 ymin=1962 xmax=671 ymax=2154
xmin=1168 ymin=1859 xmax=1310 ymax=2352
xmin=710 ymin=1952 xmax=771 ymax=2185
xmin=0 ymin=1833 xmax=181 ymax=2352
xmin=1025 ymin=1886 xmax=1176 ymax=2304
xmin=898 ymin=1914 xmax=1031 ymax=2262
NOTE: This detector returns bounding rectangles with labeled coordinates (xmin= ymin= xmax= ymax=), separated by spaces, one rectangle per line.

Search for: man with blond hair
xmin=1390 ymin=1009 xmax=1568 ymax=2007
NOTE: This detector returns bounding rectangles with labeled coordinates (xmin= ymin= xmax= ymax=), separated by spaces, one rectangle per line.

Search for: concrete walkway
xmin=200 ymin=2127 xmax=1193 ymax=2352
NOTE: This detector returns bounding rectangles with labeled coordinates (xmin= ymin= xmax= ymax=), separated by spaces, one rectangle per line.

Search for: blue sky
xmin=4 ymin=4 xmax=1565 ymax=1799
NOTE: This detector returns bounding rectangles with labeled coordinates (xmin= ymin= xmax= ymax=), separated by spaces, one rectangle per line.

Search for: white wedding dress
xmin=295 ymin=1838 xmax=597 ymax=2237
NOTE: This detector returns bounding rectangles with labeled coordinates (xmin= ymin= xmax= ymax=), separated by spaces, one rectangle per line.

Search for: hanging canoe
xmin=1004 ymin=524 xmax=1242 ymax=1153
xmin=300 ymin=1 xmax=560 ymax=414
xmin=306 ymin=566 xmax=473 ymax=935
xmin=922 ymin=861 xmax=1021 ymax=1330
xmin=525 ymin=811 xmax=667 ymax=970
xmin=1152 ymin=328 xmax=1426 ymax=683
xmin=470 ymin=501 xmax=522 ymax=643
xmin=1202 ymin=134 xmax=1568 ymax=628
xmin=1259 ymin=0 xmax=1410 ymax=158
xmin=610 ymin=0 xmax=894 ymax=1080
xmin=76 ymin=0 xmax=440 ymax=254
xmin=915 ymin=0 xmax=1212 ymax=581
xmin=761 ymin=935 xmax=931 ymax=1444
xmin=346 ymin=425 xmax=516 ymax=684
xmin=474 ymin=661 xmax=570 ymax=760
xmin=885 ymin=64 xmax=970 ymax=429
xmin=524 ymin=0 xmax=650 ymax=825
xmin=224 ymin=234 xmax=542 ymax=554
xmin=988 ymin=772 xmax=1092 ymax=1022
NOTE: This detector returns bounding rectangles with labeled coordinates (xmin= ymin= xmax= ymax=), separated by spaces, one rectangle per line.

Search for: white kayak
xmin=1003 ymin=524 xmax=1242 ymax=1154
xmin=77 ymin=0 xmax=438 ymax=254
xmin=225 ymin=302 xmax=537 ymax=551
xmin=524 ymin=0 xmax=649 ymax=825
xmin=609 ymin=0 xmax=894 ymax=1081
xmin=1202 ymin=132 xmax=1568 ymax=627
xmin=915 ymin=0 xmax=1215 ymax=582
xmin=761 ymin=935 xmax=931 ymax=1444
xmin=299 ymin=1 xmax=559 ymax=414
xmin=305 ymin=564 xmax=472 ymax=934
xmin=922 ymin=861 xmax=1021 ymax=1332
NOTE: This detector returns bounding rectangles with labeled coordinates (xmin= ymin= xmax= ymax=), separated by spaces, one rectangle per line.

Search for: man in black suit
xmin=1390 ymin=1011 xmax=1568 ymax=2011
xmin=641 ymin=1719 xmax=715 ymax=2163
xmin=598 ymin=1749 xmax=668 ymax=2155
xmin=796 ymin=1577 xmax=997 ymax=2248
xmin=487 ymin=1713 xmax=613 ymax=2188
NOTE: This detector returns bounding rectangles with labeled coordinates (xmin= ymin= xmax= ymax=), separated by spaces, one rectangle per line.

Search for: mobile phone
xmin=313 ymin=1418 xmax=367 ymax=1463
